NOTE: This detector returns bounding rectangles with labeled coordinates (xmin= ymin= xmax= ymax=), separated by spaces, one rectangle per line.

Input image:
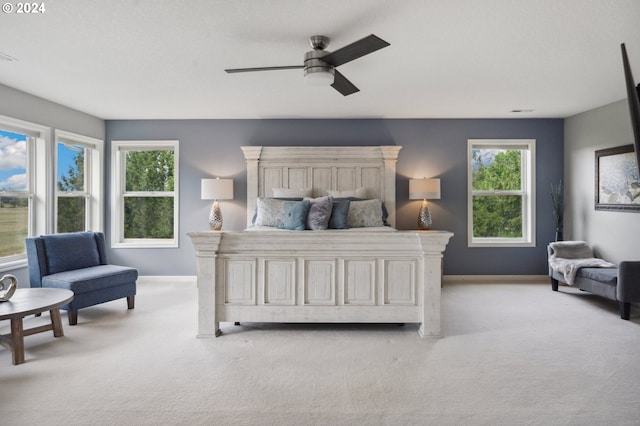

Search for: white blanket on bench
xmin=549 ymin=257 xmax=615 ymax=285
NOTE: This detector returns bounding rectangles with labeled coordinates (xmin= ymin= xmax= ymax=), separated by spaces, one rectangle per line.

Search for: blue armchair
xmin=26 ymin=231 xmax=137 ymax=325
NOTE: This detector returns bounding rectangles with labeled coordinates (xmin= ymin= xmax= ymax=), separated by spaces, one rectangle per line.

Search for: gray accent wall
xmin=106 ymin=118 xmax=563 ymax=276
xmin=564 ymin=100 xmax=640 ymax=262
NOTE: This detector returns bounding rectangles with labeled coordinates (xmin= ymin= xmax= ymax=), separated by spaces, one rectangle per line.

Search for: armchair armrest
xmin=617 ymin=261 xmax=640 ymax=303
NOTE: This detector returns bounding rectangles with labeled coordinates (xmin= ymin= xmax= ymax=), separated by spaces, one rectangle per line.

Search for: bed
xmin=188 ymin=146 xmax=453 ymax=338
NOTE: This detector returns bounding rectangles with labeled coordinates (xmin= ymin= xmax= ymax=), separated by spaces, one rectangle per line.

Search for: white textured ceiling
xmin=1 ymin=0 xmax=639 ymax=120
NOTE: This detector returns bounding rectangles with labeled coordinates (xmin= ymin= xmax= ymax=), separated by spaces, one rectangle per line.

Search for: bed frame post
xmin=380 ymin=146 xmax=402 ymax=228
xmin=415 ymin=232 xmax=452 ymax=338
xmin=188 ymin=232 xmax=224 ymax=337
xmin=241 ymin=146 xmax=263 ymax=227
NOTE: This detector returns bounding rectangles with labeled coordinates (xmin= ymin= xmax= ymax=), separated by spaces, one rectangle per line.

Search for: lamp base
xmin=417 ymin=199 xmax=432 ymax=230
xmin=209 ymin=201 xmax=223 ymax=231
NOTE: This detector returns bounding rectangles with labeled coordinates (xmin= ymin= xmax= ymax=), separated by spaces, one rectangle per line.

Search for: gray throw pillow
xmin=255 ymin=198 xmax=287 ymax=227
xmin=305 ymin=196 xmax=333 ymax=230
xmin=347 ymin=199 xmax=384 ymax=227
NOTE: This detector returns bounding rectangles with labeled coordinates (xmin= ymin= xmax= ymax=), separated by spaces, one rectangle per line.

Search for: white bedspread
xmin=245 ymin=226 xmax=397 ymax=232
xmin=549 ymin=257 xmax=615 ymax=285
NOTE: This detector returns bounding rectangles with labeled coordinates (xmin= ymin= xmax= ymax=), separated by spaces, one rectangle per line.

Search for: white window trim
xmin=0 ymin=114 xmax=51 ymax=269
xmin=467 ymin=139 xmax=536 ymax=248
xmin=111 ymin=140 xmax=179 ymax=248
xmin=55 ymin=129 xmax=104 ymax=233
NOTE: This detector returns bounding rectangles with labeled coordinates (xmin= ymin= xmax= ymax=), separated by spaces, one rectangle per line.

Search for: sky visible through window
xmin=0 ymin=129 xmax=77 ymax=190
xmin=0 ymin=129 xmax=27 ymax=190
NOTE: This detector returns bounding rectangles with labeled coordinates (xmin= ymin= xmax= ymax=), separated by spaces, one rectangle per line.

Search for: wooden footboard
xmin=188 ymin=230 xmax=453 ymax=338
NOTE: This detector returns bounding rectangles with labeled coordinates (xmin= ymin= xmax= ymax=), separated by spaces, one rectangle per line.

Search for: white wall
xmin=0 ymin=83 xmax=105 ymax=284
xmin=564 ymin=99 xmax=640 ymax=262
xmin=0 ymin=84 xmax=104 ymax=139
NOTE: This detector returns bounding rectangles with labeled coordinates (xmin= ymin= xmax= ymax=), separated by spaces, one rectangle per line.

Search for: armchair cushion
xmin=41 ymin=232 xmax=101 ymax=274
xmin=43 ymin=265 xmax=138 ymax=295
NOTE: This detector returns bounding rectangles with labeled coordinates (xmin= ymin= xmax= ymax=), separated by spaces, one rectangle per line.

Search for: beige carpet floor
xmin=1 ymin=278 xmax=639 ymax=426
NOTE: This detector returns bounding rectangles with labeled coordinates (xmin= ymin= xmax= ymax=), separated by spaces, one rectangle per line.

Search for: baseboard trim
xmin=137 ymin=275 xmax=548 ymax=285
xmin=138 ymin=275 xmax=197 ymax=285
xmin=443 ymin=275 xmax=548 ymax=284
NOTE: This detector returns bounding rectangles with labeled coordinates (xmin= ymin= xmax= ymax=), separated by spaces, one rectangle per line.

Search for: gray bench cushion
xmin=576 ymin=267 xmax=618 ymax=286
xmin=42 ymin=265 xmax=138 ymax=295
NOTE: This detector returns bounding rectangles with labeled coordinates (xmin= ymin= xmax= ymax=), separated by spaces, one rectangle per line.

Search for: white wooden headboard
xmin=241 ymin=146 xmax=402 ymax=228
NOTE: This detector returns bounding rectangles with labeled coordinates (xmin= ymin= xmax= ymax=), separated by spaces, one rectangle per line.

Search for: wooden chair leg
xmin=127 ymin=295 xmax=135 ymax=310
xmin=68 ymin=310 xmax=78 ymax=326
xmin=551 ymin=278 xmax=559 ymax=292
xmin=620 ymin=302 xmax=630 ymax=320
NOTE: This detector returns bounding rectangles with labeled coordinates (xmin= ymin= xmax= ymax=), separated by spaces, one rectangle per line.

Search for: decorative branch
xmin=550 ymin=180 xmax=564 ymax=231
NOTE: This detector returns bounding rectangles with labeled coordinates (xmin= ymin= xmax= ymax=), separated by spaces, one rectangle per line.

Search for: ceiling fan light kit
xmin=225 ymin=34 xmax=389 ymax=96
xmin=304 ymin=47 xmax=335 ymax=86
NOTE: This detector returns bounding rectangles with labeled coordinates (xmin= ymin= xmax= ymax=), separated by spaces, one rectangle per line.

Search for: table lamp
xmin=409 ymin=178 xmax=441 ymax=230
xmin=201 ymin=178 xmax=234 ymax=230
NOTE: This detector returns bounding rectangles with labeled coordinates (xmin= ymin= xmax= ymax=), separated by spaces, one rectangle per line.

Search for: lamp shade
xmin=201 ymin=178 xmax=233 ymax=200
xmin=409 ymin=178 xmax=441 ymax=200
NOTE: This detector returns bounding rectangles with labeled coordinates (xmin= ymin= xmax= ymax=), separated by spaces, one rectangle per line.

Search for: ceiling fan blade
xmin=225 ymin=65 xmax=304 ymax=73
xmin=321 ymin=34 xmax=390 ymax=67
xmin=331 ymin=70 xmax=359 ymax=96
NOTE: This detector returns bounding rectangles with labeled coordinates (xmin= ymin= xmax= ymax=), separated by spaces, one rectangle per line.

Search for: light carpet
xmin=1 ymin=278 xmax=639 ymax=426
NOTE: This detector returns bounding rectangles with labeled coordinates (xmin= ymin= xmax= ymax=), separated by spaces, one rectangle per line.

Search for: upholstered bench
xmin=26 ymin=231 xmax=137 ymax=325
xmin=548 ymin=241 xmax=640 ymax=320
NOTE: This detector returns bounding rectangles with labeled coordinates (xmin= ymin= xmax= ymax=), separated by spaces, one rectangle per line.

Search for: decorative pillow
xmin=342 ymin=197 xmax=390 ymax=225
xmin=305 ymin=196 xmax=333 ymax=230
xmin=327 ymin=187 xmax=367 ymax=198
xmin=272 ymin=187 xmax=312 ymax=198
xmin=279 ymin=200 xmax=311 ymax=231
xmin=255 ymin=198 xmax=288 ymax=227
xmin=251 ymin=197 xmax=303 ymax=225
xmin=328 ymin=199 xmax=350 ymax=229
xmin=549 ymin=241 xmax=594 ymax=259
xmin=347 ymin=199 xmax=385 ymax=228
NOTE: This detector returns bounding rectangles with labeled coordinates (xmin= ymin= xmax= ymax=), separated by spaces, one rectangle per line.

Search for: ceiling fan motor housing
xmin=304 ymin=49 xmax=335 ymax=84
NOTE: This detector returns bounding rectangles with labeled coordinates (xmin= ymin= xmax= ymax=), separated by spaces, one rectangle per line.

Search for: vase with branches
xmin=550 ymin=180 xmax=564 ymax=241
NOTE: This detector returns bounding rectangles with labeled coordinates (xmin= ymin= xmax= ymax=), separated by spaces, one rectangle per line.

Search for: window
xmin=55 ymin=130 xmax=103 ymax=233
xmin=111 ymin=140 xmax=179 ymax=248
xmin=468 ymin=139 xmax=535 ymax=247
xmin=0 ymin=115 xmax=48 ymax=268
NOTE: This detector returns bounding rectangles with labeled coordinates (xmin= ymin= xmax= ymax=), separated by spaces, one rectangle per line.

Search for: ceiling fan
xmin=224 ymin=34 xmax=390 ymax=96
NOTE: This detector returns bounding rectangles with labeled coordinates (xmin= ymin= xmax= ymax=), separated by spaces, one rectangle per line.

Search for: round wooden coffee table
xmin=0 ymin=288 xmax=74 ymax=365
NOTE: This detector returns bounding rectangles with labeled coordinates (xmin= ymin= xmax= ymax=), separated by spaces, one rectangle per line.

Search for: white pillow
xmin=272 ymin=187 xmax=312 ymax=198
xmin=327 ymin=187 xmax=367 ymax=198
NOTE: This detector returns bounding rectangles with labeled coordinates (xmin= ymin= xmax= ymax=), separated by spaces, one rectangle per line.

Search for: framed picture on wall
xmin=595 ymin=144 xmax=640 ymax=211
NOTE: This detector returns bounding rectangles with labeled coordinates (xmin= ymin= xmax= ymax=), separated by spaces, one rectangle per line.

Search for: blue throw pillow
xmin=328 ymin=199 xmax=350 ymax=229
xmin=279 ymin=200 xmax=311 ymax=230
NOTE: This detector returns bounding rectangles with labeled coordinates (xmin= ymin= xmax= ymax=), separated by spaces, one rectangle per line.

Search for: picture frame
xmin=595 ymin=144 xmax=640 ymax=211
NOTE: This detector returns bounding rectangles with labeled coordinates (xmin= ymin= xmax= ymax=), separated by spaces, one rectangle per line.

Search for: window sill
xmin=468 ymin=240 xmax=535 ymax=248
xmin=112 ymin=240 xmax=178 ymax=249
xmin=0 ymin=257 xmax=28 ymax=273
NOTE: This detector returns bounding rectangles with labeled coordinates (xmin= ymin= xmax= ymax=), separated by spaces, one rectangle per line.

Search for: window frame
xmin=111 ymin=140 xmax=179 ymax=248
xmin=55 ymin=129 xmax=104 ymax=233
xmin=0 ymin=115 xmax=50 ymax=270
xmin=467 ymin=139 xmax=536 ymax=248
